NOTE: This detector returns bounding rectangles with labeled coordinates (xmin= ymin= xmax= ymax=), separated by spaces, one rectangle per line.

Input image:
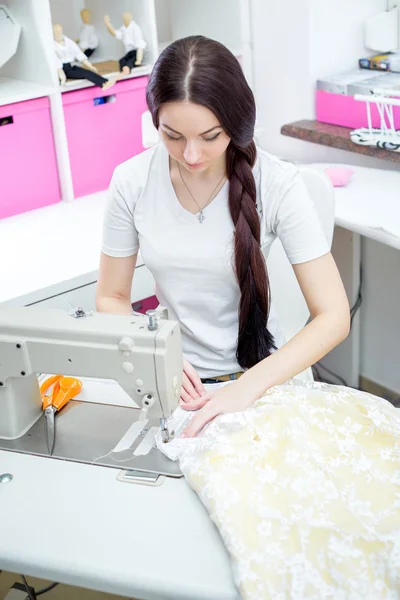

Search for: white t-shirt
xmin=115 ymin=22 xmax=146 ymax=53
xmin=78 ymin=24 xmax=98 ymax=51
xmin=101 ymin=144 xmax=330 ymax=378
xmin=54 ymin=36 xmax=87 ymax=69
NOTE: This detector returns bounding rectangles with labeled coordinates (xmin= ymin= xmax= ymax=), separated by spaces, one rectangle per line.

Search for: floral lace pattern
xmin=162 ymin=381 xmax=400 ymax=599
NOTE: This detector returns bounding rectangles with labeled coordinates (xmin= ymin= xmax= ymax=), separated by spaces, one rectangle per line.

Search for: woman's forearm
xmin=239 ymin=309 xmax=350 ymax=401
xmin=96 ymin=295 xmax=133 ymax=315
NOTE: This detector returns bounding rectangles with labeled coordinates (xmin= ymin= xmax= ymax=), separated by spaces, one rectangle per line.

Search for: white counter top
xmin=0 ymin=450 xmax=239 ymax=600
xmin=0 ymin=191 xmax=143 ymax=307
xmin=308 ymin=163 xmax=400 ymax=250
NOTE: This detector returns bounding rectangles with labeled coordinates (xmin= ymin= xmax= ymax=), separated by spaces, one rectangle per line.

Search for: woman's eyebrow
xmin=160 ymin=124 xmax=222 ymax=135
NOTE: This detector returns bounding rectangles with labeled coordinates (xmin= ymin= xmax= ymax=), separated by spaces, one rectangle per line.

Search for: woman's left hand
xmin=180 ymin=381 xmax=256 ymax=438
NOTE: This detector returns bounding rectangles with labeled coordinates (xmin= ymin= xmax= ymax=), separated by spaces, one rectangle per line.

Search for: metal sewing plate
xmin=0 ymin=401 xmax=182 ymax=478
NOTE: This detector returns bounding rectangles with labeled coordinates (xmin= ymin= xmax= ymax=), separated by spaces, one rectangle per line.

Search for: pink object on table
xmin=324 ymin=166 xmax=354 ymax=187
xmin=316 ymin=90 xmax=400 ymax=129
xmin=62 ymin=76 xmax=149 ymax=198
xmin=0 ymin=97 xmax=61 ymax=220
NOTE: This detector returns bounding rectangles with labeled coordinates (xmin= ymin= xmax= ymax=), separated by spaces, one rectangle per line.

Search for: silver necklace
xmin=177 ymin=160 xmax=226 ymax=224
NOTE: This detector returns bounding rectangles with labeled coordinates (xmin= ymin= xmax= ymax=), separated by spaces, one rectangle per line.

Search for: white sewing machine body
xmin=0 ymin=307 xmax=183 ymax=478
xmin=0 ymin=307 xmax=239 ymax=600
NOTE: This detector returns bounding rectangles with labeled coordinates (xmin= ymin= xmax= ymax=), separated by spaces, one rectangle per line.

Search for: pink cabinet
xmin=0 ymin=97 xmax=61 ymax=219
xmin=62 ymin=76 xmax=149 ymax=198
xmin=316 ymin=90 xmax=400 ymax=129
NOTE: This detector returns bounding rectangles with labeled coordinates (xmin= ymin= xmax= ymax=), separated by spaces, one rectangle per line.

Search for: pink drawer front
xmin=62 ymin=76 xmax=149 ymax=198
xmin=316 ymin=90 xmax=400 ymax=129
xmin=0 ymin=97 xmax=61 ymax=220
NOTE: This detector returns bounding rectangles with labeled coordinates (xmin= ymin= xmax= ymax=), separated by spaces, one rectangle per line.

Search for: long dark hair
xmin=146 ymin=36 xmax=275 ymax=369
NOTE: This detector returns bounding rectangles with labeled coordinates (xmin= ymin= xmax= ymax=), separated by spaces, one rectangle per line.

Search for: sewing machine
xmin=0 ymin=306 xmax=239 ymax=599
xmin=0 ymin=306 xmax=183 ymax=478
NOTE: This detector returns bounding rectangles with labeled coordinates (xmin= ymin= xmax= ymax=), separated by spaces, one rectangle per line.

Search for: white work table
xmin=0 ymin=450 xmax=238 ymax=600
xmin=0 ymin=191 xmax=147 ymax=308
xmin=1 ymin=161 xmax=399 ymax=598
xmin=308 ymin=163 xmax=400 ymax=251
xmin=308 ymin=162 xmax=400 ymax=390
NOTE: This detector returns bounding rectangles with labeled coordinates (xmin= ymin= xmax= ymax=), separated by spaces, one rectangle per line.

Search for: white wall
xmin=251 ymin=0 xmax=400 ymax=393
xmin=154 ymin=0 xmax=172 ymax=45
xmin=309 ymin=0 xmax=390 ymax=80
xmin=49 ymin=0 xmax=84 ymax=40
xmin=166 ymin=0 xmax=242 ymax=51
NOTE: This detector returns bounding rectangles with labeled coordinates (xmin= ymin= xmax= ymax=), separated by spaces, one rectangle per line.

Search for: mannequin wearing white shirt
xmin=53 ymin=24 xmax=116 ymax=90
xmin=104 ymin=13 xmax=146 ymax=75
xmin=77 ymin=8 xmax=98 ymax=58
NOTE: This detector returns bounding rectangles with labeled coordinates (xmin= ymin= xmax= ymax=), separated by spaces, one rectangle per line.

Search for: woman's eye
xmin=203 ymin=133 xmax=221 ymax=142
xmin=165 ymin=133 xmax=182 ymax=141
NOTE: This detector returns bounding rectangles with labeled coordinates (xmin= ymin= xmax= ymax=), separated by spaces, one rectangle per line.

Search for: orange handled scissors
xmin=40 ymin=375 xmax=82 ymax=455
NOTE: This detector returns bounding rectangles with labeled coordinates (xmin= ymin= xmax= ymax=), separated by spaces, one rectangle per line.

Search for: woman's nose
xmin=183 ymin=141 xmax=201 ymax=164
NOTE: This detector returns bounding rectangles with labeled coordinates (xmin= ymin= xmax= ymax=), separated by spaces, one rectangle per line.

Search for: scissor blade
xmin=44 ymin=406 xmax=56 ymax=456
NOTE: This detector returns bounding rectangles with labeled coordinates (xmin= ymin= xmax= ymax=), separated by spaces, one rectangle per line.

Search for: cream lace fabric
xmin=157 ymin=381 xmax=400 ymax=599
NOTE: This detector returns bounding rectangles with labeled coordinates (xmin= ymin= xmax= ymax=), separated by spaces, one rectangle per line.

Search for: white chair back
xmin=266 ymin=166 xmax=335 ymax=381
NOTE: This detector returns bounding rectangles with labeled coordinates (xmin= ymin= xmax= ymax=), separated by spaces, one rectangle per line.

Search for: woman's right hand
xmin=180 ymin=359 xmax=210 ymax=405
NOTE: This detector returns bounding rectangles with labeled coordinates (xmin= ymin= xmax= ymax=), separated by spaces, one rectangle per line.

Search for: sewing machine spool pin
xmin=146 ymin=310 xmax=158 ymax=331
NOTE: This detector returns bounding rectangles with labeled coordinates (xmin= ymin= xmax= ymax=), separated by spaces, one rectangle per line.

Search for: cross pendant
xmin=198 ymin=211 xmax=205 ymax=224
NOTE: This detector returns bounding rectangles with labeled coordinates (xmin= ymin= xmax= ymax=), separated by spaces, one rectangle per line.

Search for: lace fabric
xmin=157 ymin=381 xmax=400 ymax=599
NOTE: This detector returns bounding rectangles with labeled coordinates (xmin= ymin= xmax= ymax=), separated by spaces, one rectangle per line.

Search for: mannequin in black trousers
xmin=62 ymin=63 xmax=116 ymax=89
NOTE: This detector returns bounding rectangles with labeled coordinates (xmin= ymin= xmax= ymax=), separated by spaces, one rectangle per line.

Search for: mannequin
xmin=104 ymin=12 xmax=146 ymax=75
xmin=77 ymin=8 xmax=98 ymax=58
xmin=53 ymin=24 xmax=117 ymax=90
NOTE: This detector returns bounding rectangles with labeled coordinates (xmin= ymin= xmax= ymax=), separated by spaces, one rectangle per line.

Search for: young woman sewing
xmin=96 ymin=36 xmax=350 ymax=438
xmin=97 ymin=37 xmax=400 ymax=596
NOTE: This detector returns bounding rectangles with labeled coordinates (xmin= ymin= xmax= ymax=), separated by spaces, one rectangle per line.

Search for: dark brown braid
xmin=226 ymin=142 xmax=275 ymax=368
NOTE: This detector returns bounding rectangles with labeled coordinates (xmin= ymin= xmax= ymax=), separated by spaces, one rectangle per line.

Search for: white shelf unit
xmin=47 ymin=0 xmax=161 ymax=201
xmin=0 ymin=0 xmax=58 ymax=107
xmin=0 ymin=76 xmax=56 ymax=105
xmin=0 ymin=0 xmax=253 ymax=205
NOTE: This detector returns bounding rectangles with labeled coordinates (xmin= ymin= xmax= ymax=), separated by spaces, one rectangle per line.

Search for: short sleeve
xmin=54 ymin=53 xmax=63 ymax=70
xmin=115 ymin=27 xmax=123 ymax=41
xmin=101 ymin=169 xmax=139 ymax=258
xmin=133 ymin=24 xmax=147 ymax=49
xmin=53 ymin=42 xmax=63 ymax=70
xmin=90 ymin=27 xmax=98 ymax=48
xmin=273 ymin=171 xmax=330 ymax=265
xmin=72 ymin=40 xmax=88 ymax=64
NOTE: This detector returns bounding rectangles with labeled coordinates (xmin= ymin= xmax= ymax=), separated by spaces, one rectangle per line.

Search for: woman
xmin=97 ymin=36 xmax=350 ymax=438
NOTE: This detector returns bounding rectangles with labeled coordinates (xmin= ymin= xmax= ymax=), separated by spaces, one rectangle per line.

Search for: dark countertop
xmin=281 ymin=120 xmax=400 ymax=165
